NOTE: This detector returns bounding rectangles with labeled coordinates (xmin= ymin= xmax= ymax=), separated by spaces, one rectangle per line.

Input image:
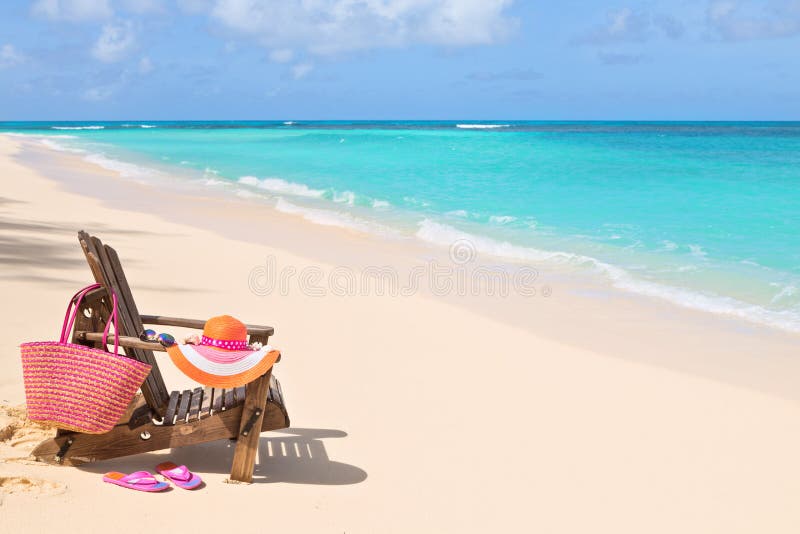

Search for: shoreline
xmin=10 ymin=129 xmax=800 ymax=336
xmin=6 ymin=133 xmax=800 ymax=400
xmin=3 ymin=133 xmax=800 ymax=532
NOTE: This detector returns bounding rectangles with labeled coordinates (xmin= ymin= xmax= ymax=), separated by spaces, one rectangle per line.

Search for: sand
xmin=2 ymin=133 xmax=800 ymax=533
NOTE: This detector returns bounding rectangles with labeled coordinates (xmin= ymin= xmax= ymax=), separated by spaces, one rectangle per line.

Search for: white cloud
xmin=707 ymin=0 xmax=800 ymax=41
xmin=576 ymin=8 xmax=650 ymax=44
xmin=269 ymin=48 xmax=294 ymax=63
xmin=708 ymin=1 xmax=736 ymax=22
xmin=83 ymin=85 xmax=114 ymax=100
xmin=0 ymin=44 xmax=26 ymax=68
xmin=291 ymin=62 xmax=313 ymax=79
xmin=467 ymin=67 xmax=542 ymax=81
xmin=653 ymin=13 xmax=684 ymax=39
xmin=138 ymin=56 xmax=153 ymax=73
xmin=92 ymin=21 xmax=136 ymax=62
xmin=177 ymin=0 xmax=214 ymax=13
xmin=120 ymin=0 xmax=165 ymax=14
xmin=597 ymin=51 xmax=646 ymax=65
xmin=575 ymin=7 xmax=685 ymax=44
xmin=209 ymin=0 xmax=517 ymax=55
xmin=32 ymin=0 xmax=113 ymax=21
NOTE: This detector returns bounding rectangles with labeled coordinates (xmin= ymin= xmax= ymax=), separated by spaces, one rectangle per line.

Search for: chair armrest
xmin=139 ymin=315 xmax=274 ymax=337
xmin=77 ymin=332 xmax=281 ymax=362
xmin=77 ymin=332 xmax=167 ymax=352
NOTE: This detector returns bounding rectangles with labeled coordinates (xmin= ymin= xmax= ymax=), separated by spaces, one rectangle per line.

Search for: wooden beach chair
xmin=32 ymin=231 xmax=290 ymax=483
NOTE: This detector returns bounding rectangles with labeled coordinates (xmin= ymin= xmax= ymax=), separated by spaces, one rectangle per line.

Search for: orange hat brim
xmin=166 ymin=345 xmax=280 ymax=389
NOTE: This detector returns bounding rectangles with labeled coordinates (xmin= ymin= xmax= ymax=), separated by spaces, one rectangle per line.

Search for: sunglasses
xmin=139 ymin=329 xmax=176 ymax=347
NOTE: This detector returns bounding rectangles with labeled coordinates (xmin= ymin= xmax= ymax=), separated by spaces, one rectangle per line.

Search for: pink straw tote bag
xmin=20 ymin=283 xmax=152 ymax=434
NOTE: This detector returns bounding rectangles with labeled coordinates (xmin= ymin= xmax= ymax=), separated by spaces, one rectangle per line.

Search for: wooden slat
xmin=78 ymin=233 xmax=170 ymax=413
xmin=70 ymin=288 xmax=107 ymax=351
xmin=199 ymin=386 xmax=213 ymax=419
xmin=78 ymin=232 xmax=104 ymax=282
xmin=224 ymin=388 xmax=235 ymax=410
xmin=230 ymin=371 xmax=272 ymax=483
xmin=176 ymin=389 xmax=192 ymax=422
xmin=234 ymin=386 xmax=246 ymax=405
xmin=79 ymin=332 xmax=166 ymax=351
xmin=187 ymin=387 xmax=203 ymax=422
xmin=260 ymin=395 xmax=290 ymax=432
xmin=31 ymin=384 xmax=290 ymax=466
xmin=101 ymin=242 xmax=170 ymax=407
xmin=33 ymin=403 xmax=249 ymax=466
xmin=163 ymin=391 xmax=180 ymax=426
xmin=265 ymin=375 xmax=289 ymax=429
xmin=212 ymin=388 xmax=224 ymax=413
xmin=269 ymin=375 xmax=281 ymax=406
xmin=140 ymin=315 xmax=274 ymax=337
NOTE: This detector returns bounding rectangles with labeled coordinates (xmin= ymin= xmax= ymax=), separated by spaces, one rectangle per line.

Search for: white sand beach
xmin=2 ymin=133 xmax=800 ymax=533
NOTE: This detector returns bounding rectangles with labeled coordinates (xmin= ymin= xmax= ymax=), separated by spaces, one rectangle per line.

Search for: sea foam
xmin=489 ymin=215 xmax=517 ymax=224
xmin=52 ymin=126 xmax=105 ymax=130
xmin=333 ymin=190 xmax=356 ymax=206
xmin=446 ymin=210 xmax=469 ymax=218
xmin=83 ymin=153 xmax=158 ymax=180
xmin=456 ymin=124 xmax=509 ymax=129
xmin=415 ymin=219 xmax=800 ymax=332
xmin=238 ymin=176 xmax=325 ymax=198
xmin=274 ymin=198 xmax=400 ymax=237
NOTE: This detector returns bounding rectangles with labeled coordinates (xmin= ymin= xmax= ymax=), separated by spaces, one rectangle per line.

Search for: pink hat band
xmin=201 ymin=335 xmax=248 ymax=351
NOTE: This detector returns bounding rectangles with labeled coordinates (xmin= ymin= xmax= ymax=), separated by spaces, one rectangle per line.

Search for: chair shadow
xmin=77 ymin=428 xmax=367 ymax=486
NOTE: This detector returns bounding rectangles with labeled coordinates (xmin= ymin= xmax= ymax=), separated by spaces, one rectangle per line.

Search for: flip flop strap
xmin=121 ymin=471 xmax=158 ymax=485
xmin=164 ymin=465 xmax=192 ymax=481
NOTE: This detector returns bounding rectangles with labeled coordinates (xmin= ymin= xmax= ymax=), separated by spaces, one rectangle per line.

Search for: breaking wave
xmin=456 ymin=124 xmax=509 ymax=129
xmin=415 ymin=219 xmax=800 ymax=332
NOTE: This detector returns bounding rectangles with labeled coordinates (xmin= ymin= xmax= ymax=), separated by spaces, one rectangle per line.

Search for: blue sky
xmin=1 ymin=0 xmax=799 ymax=120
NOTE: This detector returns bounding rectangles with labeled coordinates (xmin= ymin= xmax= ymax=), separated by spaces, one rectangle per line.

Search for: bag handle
xmin=59 ymin=284 xmax=100 ymax=343
xmin=60 ymin=283 xmax=120 ymax=355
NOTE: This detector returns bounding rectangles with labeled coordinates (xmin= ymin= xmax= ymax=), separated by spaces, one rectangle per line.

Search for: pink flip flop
xmin=103 ymin=471 xmax=169 ymax=492
xmin=156 ymin=462 xmax=203 ymax=489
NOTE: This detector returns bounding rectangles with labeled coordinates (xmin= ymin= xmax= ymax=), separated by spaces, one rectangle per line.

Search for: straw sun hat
xmin=166 ymin=315 xmax=280 ymax=388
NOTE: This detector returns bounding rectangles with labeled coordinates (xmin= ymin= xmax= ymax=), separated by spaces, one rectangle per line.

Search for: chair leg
xmin=229 ymin=371 xmax=272 ymax=483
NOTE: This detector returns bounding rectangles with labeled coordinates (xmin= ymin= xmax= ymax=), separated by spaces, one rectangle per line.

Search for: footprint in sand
xmin=1 ymin=405 xmax=57 ymax=454
xmin=1 ymin=405 xmax=58 ymax=468
xmin=0 ymin=476 xmax=66 ymax=504
xmin=7 ymin=427 xmax=52 ymax=450
xmin=0 ymin=415 xmax=20 ymax=442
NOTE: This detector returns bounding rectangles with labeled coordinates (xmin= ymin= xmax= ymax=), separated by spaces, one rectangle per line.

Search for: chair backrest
xmin=77 ymin=231 xmax=171 ymax=414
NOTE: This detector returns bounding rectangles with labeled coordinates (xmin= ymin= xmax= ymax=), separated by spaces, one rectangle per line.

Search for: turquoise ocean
xmin=3 ymin=121 xmax=800 ymax=332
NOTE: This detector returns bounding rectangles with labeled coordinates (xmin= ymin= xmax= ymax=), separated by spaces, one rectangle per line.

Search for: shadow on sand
xmin=77 ymin=428 xmax=367 ymax=485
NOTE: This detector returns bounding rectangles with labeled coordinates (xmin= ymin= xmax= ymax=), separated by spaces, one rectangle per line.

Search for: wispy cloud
xmin=269 ymin=48 xmax=294 ymax=63
xmin=597 ymin=51 xmax=646 ymax=65
xmin=575 ymin=7 xmax=684 ymax=45
xmin=653 ymin=13 xmax=685 ymax=39
xmin=467 ymin=67 xmax=542 ymax=82
xmin=176 ymin=0 xmax=213 ymax=14
xmin=208 ymin=0 xmax=518 ymax=55
xmin=707 ymin=0 xmax=800 ymax=41
xmin=0 ymin=44 xmax=26 ymax=68
xmin=32 ymin=0 xmax=113 ymax=21
xmin=83 ymin=85 xmax=115 ymax=101
xmin=120 ymin=0 xmax=165 ymax=15
xmin=92 ymin=21 xmax=136 ymax=62
xmin=138 ymin=56 xmax=153 ymax=74
xmin=291 ymin=62 xmax=313 ymax=79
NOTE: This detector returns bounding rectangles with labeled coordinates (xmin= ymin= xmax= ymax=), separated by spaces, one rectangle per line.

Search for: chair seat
xmin=162 ymin=375 xmax=286 ymax=426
